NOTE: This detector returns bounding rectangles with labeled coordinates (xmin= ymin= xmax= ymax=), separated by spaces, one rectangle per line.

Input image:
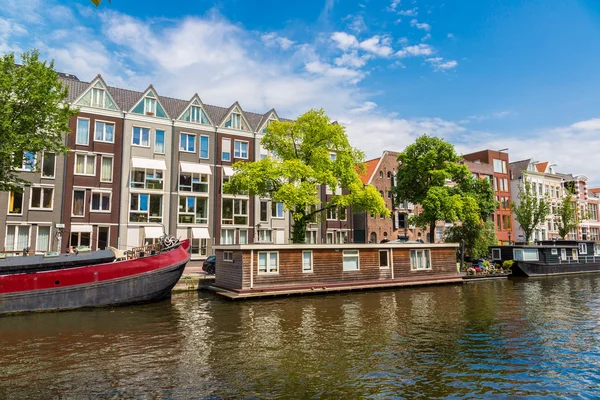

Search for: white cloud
xmin=459 ymin=111 xmax=516 ymax=124
xmin=396 ymin=43 xmax=434 ymax=57
xmin=345 ymin=14 xmax=367 ymax=33
xmin=421 ymin=33 xmax=431 ymax=41
xmin=359 ymin=35 xmax=393 ymax=57
xmin=426 ymin=57 xmax=458 ymax=70
xmin=305 ymin=60 xmax=365 ymax=84
xmin=398 ymin=8 xmax=418 ymax=16
xmin=447 ymin=33 xmax=455 ymax=39
xmin=335 ymin=51 xmax=370 ymax=68
xmin=350 ymin=101 xmax=377 ymax=113
xmin=387 ymin=0 xmax=402 ymax=12
xmin=410 ymin=19 xmax=431 ymax=31
xmin=331 ymin=31 xmax=359 ymax=51
xmin=261 ymin=32 xmax=295 ymax=50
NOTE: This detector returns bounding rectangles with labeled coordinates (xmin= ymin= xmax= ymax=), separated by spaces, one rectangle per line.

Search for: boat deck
xmin=209 ymin=275 xmax=464 ymax=300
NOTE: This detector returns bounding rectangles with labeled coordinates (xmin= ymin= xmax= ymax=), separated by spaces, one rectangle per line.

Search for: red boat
xmin=0 ymin=237 xmax=190 ymax=315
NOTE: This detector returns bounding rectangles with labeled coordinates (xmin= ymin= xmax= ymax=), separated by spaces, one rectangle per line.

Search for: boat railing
xmin=558 ymin=255 xmax=600 ymax=264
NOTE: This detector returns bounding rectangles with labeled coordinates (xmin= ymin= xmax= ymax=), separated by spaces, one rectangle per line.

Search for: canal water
xmin=1 ymin=276 xmax=600 ymax=399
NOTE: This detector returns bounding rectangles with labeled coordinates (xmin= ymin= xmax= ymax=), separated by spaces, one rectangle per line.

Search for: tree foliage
xmin=510 ymin=178 xmax=550 ymax=244
xmin=446 ymin=220 xmax=498 ymax=259
xmin=556 ymin=184 xmax=579 ymax=239
xmin=224 ymin=109 xmax=389 ymax=243
xmin=0 ymin=50 xmax=77 ymax=192
xmin=394 ymin=135 xmax=496 ymax=242
xmin=91 ymin=0 xmax=110 ymax=5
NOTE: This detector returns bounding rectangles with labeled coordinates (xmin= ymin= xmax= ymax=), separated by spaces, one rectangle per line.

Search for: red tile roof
xmin=358 ymin=158 xmax=380 ymax=185
xmin=535 ymin=162 xmax=549 ymax=173
xmin=591 ymin=188 xmax=600 ymax=194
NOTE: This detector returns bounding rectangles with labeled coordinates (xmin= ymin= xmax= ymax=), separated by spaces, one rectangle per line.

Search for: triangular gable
xmin=220 ymin=102 xmax=251 ymax=131
xmin=258 ymin=109 xmax=280 ymax=134
xmin=73 ymin=75 xmax=119 ymax=111
xmin=177 ymin=94 xmax=212 ymax=125
xmin=130 ymin=86 xmax=169 ymax=118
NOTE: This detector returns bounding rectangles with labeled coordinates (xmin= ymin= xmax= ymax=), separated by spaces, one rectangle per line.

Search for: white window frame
xmin=221 ymin=229 xmax=235 ymax=245
xmin=226 ymin=113 xmax=243 ymax=130
xmin=493 ymin=159 xmax=503 ymax=173
xmin=100 ymin=156 xmax=114 ymax=183
xmin=513 ymin=248 xmax=539 ymax=261
xmin=190 ymin=105 xmax=205 ymax=123
xmin=131 ymin=168 xmax=164 ymax=190
xmin=223 ymin=251 xmax=233 ymax=262
xmin=410 ymin=249 xmax=431 ymax=270
xmin=326 ymin=208 xmax=338 ymax=221
xmin=561 ymin=248 xmax=567 ymax=260
xmin=239 ymin=230 xmax=248 ymax=244
xmin=258 ymin=251 xmax=279 ymax=274
xmin=222 ymin=138 xmax=231 ymax=162
xmin=221 ymin=198 xmax=248 ymax=226
xmin=72 ymin=189 xmax=86 ymax=217
xmin=179 ymin=132 xmax=196 ymax=153
xmin=94 ymin=120 xmax=115 ymax=143
xmin=234 ymin=140 xmax=248 ymax=159
xmin=271 ymin=202 xmax=284 ymax=219
xmin=578 ymin=243 xmax=587 ymax=255
xmin=36 ymin=225 xmax=52 ymax=253
xmin=191 ymin=238 xmax=208 ymax=257
xmin=97 ymin=226 xmax=110 ymax=250
xmin=258 ymin=229 xmax=272 ymax=243
xmin=342 ymin=250 xmax=360 ymax=271
xmin=41 ymin=152 xmax=56 ymax=179
xmin=259 ymin=200 xmax=269 ymax=222
xmin=154 ymin=129 xmax=166 ymax=154
xmin=199 ymin=135 xmax=210 ymax=159
xmin=379 ymin=249 xmax=389 ymax=269
xmin=70 ymin=231 xmax=92 ymax=249
xmin=76 ymin=117 xmax=90 ymax=146
xmin=5 ymin=225 xmax=31 ymax=252
xmin=90 ymin=191 xmax=111 ymax=213
xmin=91 ymin=87 xmax=106 ymax=108
xmin=17 ymin=151 xmax=36 ymax=172
xmin=144 ymin=97 xmax=156 ymax=114
xmin=132 ymin=126 xmax=151 ymax=148
xmin=74 ymin=153 xmax=96 ymax=176
xmin=551 ymin=248 xmax=558 ymax=255
xmin=302 ymin=250 xmax=313 ymax=273
xmin=178 ymin=195 xmax=209 ymax=224
xmin=29 ymin=186 xmax=54 ymax=210
xmin=491 ymin=248 xmax=501 ymax=260
xmin=179 ymin=172 xmax=209 ymax=193
xmin=129 ymin=193 xmax=163 ymax=223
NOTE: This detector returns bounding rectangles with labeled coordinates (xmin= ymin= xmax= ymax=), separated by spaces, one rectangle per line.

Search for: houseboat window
xmin=561 ymin=248 xmax=567 ymax=260
xmin=410 ymin=249 xmax=431 ymax=270
xmin=258 ymin=251 xmax=278 ymax=273
xmin=343 ymin=250 xmax=360 ymax=271
xmin=572 ymin=249 xmax=578 ymax=260
xmin=551 ymin=248 xmax=558 ymax=255
xmin=513 ymin=249 xmax=539 ymax=261
xmin=595 ymin=245 xmax=600 ymax=256
xmin=302 ymin=251 xmax=313 ymax=272
xmin=223 ymin=251 xmax=233 ymax=262
xmin=491 ymin=248 xmax=501 ymax=260
xmin=578 ymin=243 xmax=587 ymax=254
xmin=379 ymin=250 xmax=389 ymax=268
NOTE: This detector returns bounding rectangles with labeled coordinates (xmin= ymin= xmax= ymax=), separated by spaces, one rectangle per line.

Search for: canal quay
xmin=2 ymin=275 xmax=600 ymax=398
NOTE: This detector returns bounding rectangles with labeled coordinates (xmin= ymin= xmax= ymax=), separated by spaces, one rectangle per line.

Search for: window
xmin=305 ymin=230 xmax=317 ymax=244
xmin=179 ymin=172 xmax=208 ymax=193
xmin=327 ymin=232 xmax=334 ymax=244
xmin=75 ymin=154 xmax=96 ymax=176
xmin=190 ymin=105 xmax=208 ymax=124
xmin=225 ymin=113 xmax=243 ymax=130
xmin=435 ymin=227 xmax=444 ymax=241
xmin=239 ymin=230 xmax=248 ymax=244
xmin=561 ymin=248 xmax=567 ymax=260
xmin=551 ymin=248 xmax=558 ymax=255
xmin=588 ymin=204 xmax=598 ymax=221
xmin=222 ymin=198 xmax=248 ymax=225
xmin=492 ymin=248 xmax=501 ymax=260
xmin=94 ymin=121 xmax=115 ymax=143
xmin=199 ymin=135 xmax=209 ymax=159
xmin=91 ymin=87 xmax=106 ymax=108
xmin=410 ymin=249 xmax=431 ymax=270
xmin=572 ymin=249 xmax=578 ymax=260
xmin=8 ymin=191 xmax=23 ymax=214
xmin=379 ymin=171 xmax=383 ymax=178
xmin=303 ymin=250 xmax=313 ymax=272
xmin=131 ymin=169 xmax=163 ymax=190
xmin=493 ymin=159 xmax=503 ymax=173
xmin=36 ymin=226 xmax=51 ymax=252
xmin=260 ymin=201 xmax=268 ymax=222
xmin=72 ymin=190 xmax=85 ymax=216
xmin=578 ymin=243 xmax=587 ymax=255
xmin=502 ymin=215 xmax=512 ymax=230
xmin=343 ymin=250 xmax=360 ymax=271
xmin=233 ymin=140 xmax=248 ymax=159
xmin=337 ymin=231 xmax=349 ymax=244
xmin=70 ymin=231 xmax=91 ymax=249
xmin=591 ymin=228 xmax=599 ymax=241
xmin=180 ymin=133 xmax=195 ymax=152
xmin=379 ymin=250 xmax=389 ymax=268
xmin=100 ymin=156 xmax=113 ymax=182
xmin=223 ymin=251 xmax=233 ymax=261
xmin=191 ymin=238 xmax=208 ymax=256
xmin=387 ymin=171 xmax=392 ymax=179
xmin=91 ymin=192 xmax=110 ymax=212
xmin=5 ymin=225 xmax=30 ymax=252
xmin=76 ymin=118 xmax=90 ymax=145
xmin=258 ymin=229 xmax=272 ymax=243
xmin=387 ymin=191 xmax=392 ymax=199
xmin=258 ymin=251 xmax=279 ymax=273
xmin=132 ymin=127 xmax=150 ymax=147
xmin=538 ymin=183 xmax=543 ymax=196
xmin=42 ymin=153 xmax=56 ymax=178
xmin=144 ymin=97 xmax=156 ymax=115
xmin=178 ymin=196 xmax=208 ymax=224
xmin=30 ymin=187 xmax=53 ymax=209
xmin=221 ymin=229 xmax=235 ymax=245
xmin=513 ymin=248 xmax=539 ymax=261
xmin=271 ymin=202 xmax=284 ymax=219
xmin=155 ymin=130 xmax=165 ymax=154
xmin=339 ymin=207 xmax=347 ymax=221
xmin=17 ymin=151 xmax=36 ymax=172
xmin=326 ymin=208 xmax=338 ymax=221
xmin=98 ymin=227 xmax=110 ymax=250
xmin=222 ymin=138 xmax=231 ymax=162
xmin=129 ymin=193 xmax=163 ymax=223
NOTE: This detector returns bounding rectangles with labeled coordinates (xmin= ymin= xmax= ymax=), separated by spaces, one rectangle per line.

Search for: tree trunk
xmin=291 ymin=207 xmax=308 ymax=244
xmin=430 ymin=221 xmax=436 ymax=243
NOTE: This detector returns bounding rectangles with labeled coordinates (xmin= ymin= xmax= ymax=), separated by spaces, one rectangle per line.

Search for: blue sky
xmin=1 ymin=0 xmax=600 ymax=185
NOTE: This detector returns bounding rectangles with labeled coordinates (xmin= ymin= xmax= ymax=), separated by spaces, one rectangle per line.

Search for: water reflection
xmin=1 ymin=276 xmax=600 ymax=398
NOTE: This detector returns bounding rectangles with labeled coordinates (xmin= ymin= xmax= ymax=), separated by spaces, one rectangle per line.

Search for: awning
xmin=180 ymin=162 xmax=212 ymax=175
xmin=191 ymin=227 xmax=210 ymax=239
xmin=71 ymin=225 xmax=93 ymax=233
xmin=144 ymin=226 xmax=164 ymax=239
xmin=132 ymin=157 xmax=167 ymax=171
xmin=223 ymin=166 xmax=234 ymax=177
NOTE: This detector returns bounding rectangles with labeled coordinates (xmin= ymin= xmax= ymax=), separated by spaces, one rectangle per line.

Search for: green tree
xmin=394 ymin=134 xmax=495 ymax=243
xmin=510 ymin=178 xmax=550 ymax=244
xmin=556 ymin=184 xmax=579 ymax=239
xmin=0 ymin=50 xmax=77 ymax=192
xmin=446 ymin=220 xmax=498 ymax=259
xmin=224 ymin=109 xmax=389 ymax=243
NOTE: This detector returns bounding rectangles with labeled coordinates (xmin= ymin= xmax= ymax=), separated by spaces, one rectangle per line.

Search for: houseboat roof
xmin=214 ymin=243 xmax=460 ymax=251
xmin=490 ymin=244 xmax=579 ymax=249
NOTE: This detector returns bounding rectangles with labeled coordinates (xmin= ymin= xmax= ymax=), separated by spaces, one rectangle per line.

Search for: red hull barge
xmin=0 ymin=239 xmax=191 ymax=315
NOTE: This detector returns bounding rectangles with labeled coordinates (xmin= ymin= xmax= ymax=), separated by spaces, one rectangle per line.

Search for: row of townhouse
xmin=0 ymin=73 xmax=351 ymax=260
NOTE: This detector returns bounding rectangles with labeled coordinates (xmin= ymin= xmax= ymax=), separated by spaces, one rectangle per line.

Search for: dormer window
xmin=131 ymin=90 xmax=167 ymax=118
xmin=225 ymin=113 xmax=243 ymax=130
xmin=190 ymin=106 xmax=207 ymax=123
xmin=91 ymin=88 xmax=105 ymax=108
xmin=262 ymin=118 xmax=277 ymax=134
xmin=76 ymin=81 xmax=118 ymax=110
xmin=144 ymin=97 xmax=156 ymax=115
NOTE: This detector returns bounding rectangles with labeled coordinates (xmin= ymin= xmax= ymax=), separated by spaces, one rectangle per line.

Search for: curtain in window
xmin=101 ymin=194 xmax=110 ymax=210
xmin=86 ymin=156 xmax=95 ymax=174
xmin=6 ymin=226 xmax=16 ymax=251
xmin=75 ymin=155 xmax=85 ymax=174
xmin=77 ymin=119 xmax=89 ymax=145
xmin=101 ymin=158 xmax=112 ymax=181
xmin=42 ymin=188 xmax=53 ymax=208
xmin=73 ymin=191 xmax=85 ymax=216
xmin=37 ymin=226 xmax=50 ymax=252
xmin=106 ymin=123 xmax=114 ymax=142
xmin=17 ymin=226 xmax=29 ymax=251
xmin=155 ymin=130 xmax=165 ymax=153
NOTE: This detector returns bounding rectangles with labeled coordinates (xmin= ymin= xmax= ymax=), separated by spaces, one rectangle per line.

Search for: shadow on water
xmin=1 ymin=276 xmax=600 ymax=398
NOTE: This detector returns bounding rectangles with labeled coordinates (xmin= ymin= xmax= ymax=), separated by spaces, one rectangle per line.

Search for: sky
xmin=1 ymin=0 xmax=600 ymax=185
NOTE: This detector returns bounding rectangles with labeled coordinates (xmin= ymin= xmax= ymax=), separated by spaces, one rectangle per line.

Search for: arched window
xmin=379 ymin=171 xmax=383 ymax=178
xmin=379 ymin=190 xmax=384 ymax=197
xmin=387 ymin=171 xmax=392 ymax=179
xmin=370 ymin=232 xmax=377 ymax=243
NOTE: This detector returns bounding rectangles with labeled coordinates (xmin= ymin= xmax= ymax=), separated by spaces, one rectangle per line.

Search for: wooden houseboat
xmin=210 ymin=242 xmax=462 ymax=299
xmin=490 ymin=240 xmax=600 ymax=277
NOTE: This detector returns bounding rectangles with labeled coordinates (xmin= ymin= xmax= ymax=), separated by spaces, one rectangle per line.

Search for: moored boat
xmin=0 ymin=237 xmax=191 ymax=315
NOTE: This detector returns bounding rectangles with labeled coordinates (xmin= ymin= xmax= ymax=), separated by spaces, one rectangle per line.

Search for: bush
xmin=502 ymin=260 xmax=514 ymax=270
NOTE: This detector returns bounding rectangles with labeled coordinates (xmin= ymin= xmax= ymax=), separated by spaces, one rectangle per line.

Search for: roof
xmin=535 ymin=161 xmax=549 ymax=173
xmin=359 ymin=157 xmax=380 ymax=185
xmin=591 ymin=188 xmax=600 ymax=194
xmin=509 ymin=159 xmax=531 ymax=180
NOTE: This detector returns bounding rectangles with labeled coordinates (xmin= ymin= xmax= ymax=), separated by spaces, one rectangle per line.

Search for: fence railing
xmin=558 ymin=256 xmax=600 ymax=264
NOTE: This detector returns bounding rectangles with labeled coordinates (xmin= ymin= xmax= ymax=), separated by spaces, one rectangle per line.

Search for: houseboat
xmin=0 ymin=237 xmax=191 ymax=315
xmin=489 ymin=240 xmax=600 ymax=277
xmin=210 ymin=242 xmax=462 ymax=299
